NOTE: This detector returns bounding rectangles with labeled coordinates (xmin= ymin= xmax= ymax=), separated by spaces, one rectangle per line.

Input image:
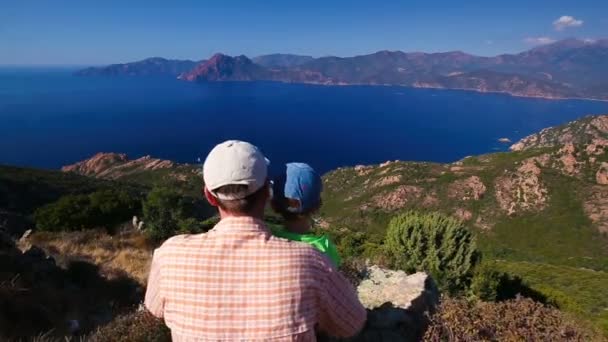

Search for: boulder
xmin=596 ymin=162 xmax=608 ymax=185
xmin=335 ymin=266 xmax=439 ymax=341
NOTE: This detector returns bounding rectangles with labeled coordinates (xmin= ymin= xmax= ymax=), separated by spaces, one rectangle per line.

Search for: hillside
xmin=320 ymin=114 xmax=608 ymax=333
xmin=77 ymin=38 xmax=608 ymax=100
xmin=252 ymin=54 xmax=315 ymax=68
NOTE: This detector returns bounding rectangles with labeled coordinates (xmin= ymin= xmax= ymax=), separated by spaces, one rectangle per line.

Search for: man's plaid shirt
xmin=145 ymin=217 xmax=366 ymax=341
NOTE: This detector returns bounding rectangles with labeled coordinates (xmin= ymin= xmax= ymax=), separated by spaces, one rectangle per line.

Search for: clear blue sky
xmin=2 ymin=0 xmax=607 ymax=65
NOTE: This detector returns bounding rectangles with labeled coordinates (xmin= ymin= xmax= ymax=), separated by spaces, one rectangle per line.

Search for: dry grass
xmin=22 ymin=228 xmax=155 ymax=285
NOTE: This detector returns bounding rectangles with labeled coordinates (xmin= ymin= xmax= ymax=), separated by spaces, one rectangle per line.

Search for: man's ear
xmin=204 ymin=187 xmax=219 ymax=207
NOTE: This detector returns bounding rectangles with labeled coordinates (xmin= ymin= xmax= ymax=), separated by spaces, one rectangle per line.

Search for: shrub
xmin=470 ymin=264 xmax=502 ymax=301
xmin=34 ymin=189 xmax=140 ymax=232
xmin=423 ymin=297 xmax=594 ymax=341
xmin=385 ymin=211 xmax=479 ymax=294
xmin=142 ymin=187 xmax=208 ymax=241
xmin=88 ymin=310 xmax=170 ymax=342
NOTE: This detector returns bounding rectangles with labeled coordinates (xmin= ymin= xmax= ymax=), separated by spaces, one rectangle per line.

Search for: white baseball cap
xmin=203 ymin=140 xmax=269 ymax=200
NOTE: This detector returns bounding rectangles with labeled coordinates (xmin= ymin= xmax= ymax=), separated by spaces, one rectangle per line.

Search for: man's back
xmin=145 ymin=217 xmax=366 ymax=341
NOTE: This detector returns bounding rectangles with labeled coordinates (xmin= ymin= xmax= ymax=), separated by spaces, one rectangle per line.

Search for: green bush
xmin=142 ymin=187 xmax=208 ymax=241
xmin=470 ymin=264 xmax=502 ymax=301
xmin=385 ymin=211 xmax=479 ymax=294
xmin=34 ymin=189 xmax=140 ymax=232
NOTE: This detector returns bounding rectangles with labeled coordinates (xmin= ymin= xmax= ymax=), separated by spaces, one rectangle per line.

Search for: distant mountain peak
xmin=178 ymin=53 xmax=265 ymax=82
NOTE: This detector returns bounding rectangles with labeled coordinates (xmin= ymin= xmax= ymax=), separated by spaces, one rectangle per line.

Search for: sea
xmin=2 ymin=67 xmax=608 ymax=174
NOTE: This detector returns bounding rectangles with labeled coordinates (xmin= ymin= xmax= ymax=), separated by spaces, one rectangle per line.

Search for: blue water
xmin=2 ymin=67 xmax=608 ymax=174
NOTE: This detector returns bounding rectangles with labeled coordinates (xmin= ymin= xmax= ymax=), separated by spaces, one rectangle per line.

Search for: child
xmin=270 ymin=162 xmax=341 ymax=267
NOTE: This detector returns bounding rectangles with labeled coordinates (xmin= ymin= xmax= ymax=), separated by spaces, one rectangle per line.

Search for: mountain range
xmin=76 ymin=38 xmax=608 ymax=100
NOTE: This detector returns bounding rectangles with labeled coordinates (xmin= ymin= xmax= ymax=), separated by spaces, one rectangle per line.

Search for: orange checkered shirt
xmin=144 ymin=217 xmax=366 ymax=341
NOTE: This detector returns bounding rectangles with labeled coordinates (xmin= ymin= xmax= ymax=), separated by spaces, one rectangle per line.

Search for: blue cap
xmin=273 ymin=163 xmax=322 ymax=214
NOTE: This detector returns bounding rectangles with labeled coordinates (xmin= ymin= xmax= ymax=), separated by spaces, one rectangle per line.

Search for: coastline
xmin=275 ymin=80 xmax=608 ymax=103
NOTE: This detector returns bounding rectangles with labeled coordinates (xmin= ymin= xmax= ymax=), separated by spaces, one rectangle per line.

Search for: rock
xmin=585 ymin=186 xmax=608 ymax=233
xmin=510 ymin=115 xmax=608 ymax=152
xmin=62 ymin=152 xmax=175 ymax=179
xmin=585 ymin=138 xmax=608 ymax=155
xmin=358 ymin=266 xmax=438 ymax=311
xmin=370 ymin=185 xmax=423 ymax=210
xmin=373 ymin=175 xmax=402 ymax=188
xmin=354 ymin=165 xmax=373 ymax=176
xmin=454 ymin=208 xmax=473 ymax=221
xmin=20 ymin=229 xmax=33 ymax=241
xmin=557 ymin=143 xmax=580 ymax=175
xmin=596 ymin=162 xmax=608 ymax=185
xmin=509 ymin=141 xmax=525 ymax=151
xmin=447 ymin=176 xmax=486 ymax=201
xmin=495 ymin=161 xmax=548 ymax=215
xmin=344 ymin=266 xmax=439 ymax=342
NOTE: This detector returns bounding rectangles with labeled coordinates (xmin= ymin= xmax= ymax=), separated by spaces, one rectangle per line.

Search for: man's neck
xmin=285 ymin=217 xmax=312 ymax=234
xmin=218 ymin=208 xmax=265 ymax=221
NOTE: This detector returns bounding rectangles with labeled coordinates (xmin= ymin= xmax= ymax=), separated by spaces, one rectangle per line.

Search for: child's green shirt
xmin=270 ymin=226 xmax=341 ymax=267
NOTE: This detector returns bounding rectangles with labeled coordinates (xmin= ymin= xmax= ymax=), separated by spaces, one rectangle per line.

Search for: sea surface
xmin=2 ymin=67 xmax=608 ymax=174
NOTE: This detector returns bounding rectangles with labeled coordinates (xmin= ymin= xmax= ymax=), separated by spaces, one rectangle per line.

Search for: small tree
xmin=385 ymin=211 xmax=479 ymax=294
xmin=142 ymin=187 xmax=194 ymax=241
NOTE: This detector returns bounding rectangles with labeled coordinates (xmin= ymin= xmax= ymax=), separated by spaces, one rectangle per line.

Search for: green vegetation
xmin=0 ymin=165 xmax=115 ymax=215
xmin=494 ymin=260 xmax=608 ymax=334
xmin=142 ymin=187 xmax=214 ymax=241
xmin=478 ymin=172 xmax=608 ymax=272
xmin=384 ymin=211 xmax=479 ymax=294
xmin=34 ymin=189 xmax=141 ymax=232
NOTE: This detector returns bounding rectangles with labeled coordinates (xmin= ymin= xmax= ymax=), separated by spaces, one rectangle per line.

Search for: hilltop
xmin=76 ymin=38 xmax=608 ymax=100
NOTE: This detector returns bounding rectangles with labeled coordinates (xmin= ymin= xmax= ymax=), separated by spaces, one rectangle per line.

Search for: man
xmin=145 ymin=140 xmax=366 ymax=341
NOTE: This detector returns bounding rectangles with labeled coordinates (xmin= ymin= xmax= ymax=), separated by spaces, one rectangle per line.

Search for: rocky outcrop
xmin=368 ymin=185 xmax=423 ymax=211
xmin=447 ymin=176 xmax=486 ymax=201
xmin=495 ymin=159 xmax=548 ymax=215
xmin=556 ymin=143 xmax=581 ymax=175
xmin=596 ymin=162 xmax=608 ymax=185
xmin=584 ymin=186 xmax=608 ymax=233
xmin=510 ymin=115 xmax=608 ymax=152
xmin=373 ymin=175 xmax=402 ymax=188
xmin=62 ymin=153 xmax=175 ymax=179
xmin=454 ymin=208 xmax=473 ymax=221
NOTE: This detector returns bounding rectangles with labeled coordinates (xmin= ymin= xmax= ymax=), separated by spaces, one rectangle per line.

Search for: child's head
xmin=271 ymin=163 xmax=322 ymax=221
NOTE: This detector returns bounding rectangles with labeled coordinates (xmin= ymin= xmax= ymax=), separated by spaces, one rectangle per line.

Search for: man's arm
xmin=144 ymin=248 xmax=165 ymax=317
xmin=317 ymin=262 xmax=367 ymax=338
